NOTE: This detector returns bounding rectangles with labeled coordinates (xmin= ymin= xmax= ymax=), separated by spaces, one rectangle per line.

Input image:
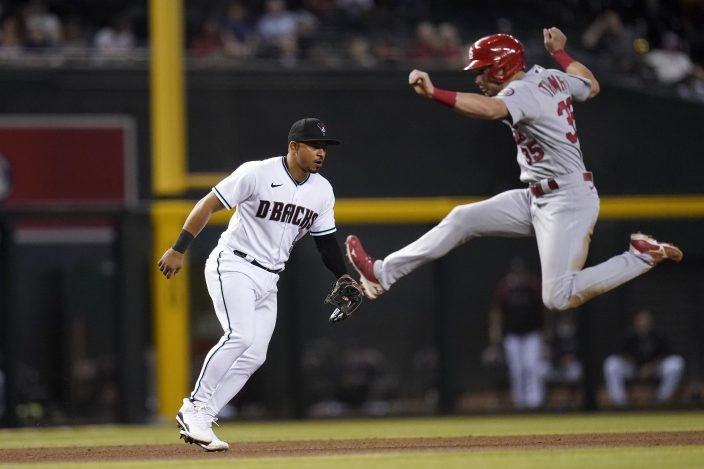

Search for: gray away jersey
xmin=496 ymin=65 xmax=592 ymax=183
xmin=212 ymin=156 xmax=336 ymax=271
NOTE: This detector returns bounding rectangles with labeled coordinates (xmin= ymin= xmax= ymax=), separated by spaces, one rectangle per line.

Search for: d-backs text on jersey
xmin=255 ymin=200 xmax=318 ymax=229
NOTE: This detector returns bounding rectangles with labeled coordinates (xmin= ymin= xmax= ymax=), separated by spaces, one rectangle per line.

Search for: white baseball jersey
xmin=496 ymin=65 xmax=592 ymax=183
xmin=212 ymin=156 xmax=336 ymax=271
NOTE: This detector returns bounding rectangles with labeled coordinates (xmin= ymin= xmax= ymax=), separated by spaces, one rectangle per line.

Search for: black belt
xmin=233 ymin=250 xmax=282 ymax=274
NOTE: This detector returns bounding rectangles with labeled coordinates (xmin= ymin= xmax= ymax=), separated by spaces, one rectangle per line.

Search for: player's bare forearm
xmin=157 ymin=192 xmax=225 ymax=280
xmin=566 ymin=61 xmax=600 ymax=98
xmin=182 ymin=192 xmax=225 ymax=237
xmin=544 ymin=26 xmax=600 ymax=98
xmin=454 ymin=93 xmax=509 ymax=120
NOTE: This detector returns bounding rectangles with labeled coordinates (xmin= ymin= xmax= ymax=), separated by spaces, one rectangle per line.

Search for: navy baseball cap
xmin=288 ymin=118 xmax=341 ymax=145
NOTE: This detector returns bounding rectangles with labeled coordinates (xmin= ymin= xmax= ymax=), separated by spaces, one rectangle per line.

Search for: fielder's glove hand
xmin=325 ymin=274 xmax=364 ymax=323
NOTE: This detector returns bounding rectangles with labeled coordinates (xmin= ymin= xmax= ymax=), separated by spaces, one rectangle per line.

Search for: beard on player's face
xmin=293 ymin=142 xmax=326 ymax=174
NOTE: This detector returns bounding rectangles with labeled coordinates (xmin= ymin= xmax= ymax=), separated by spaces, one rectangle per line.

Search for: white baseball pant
xmin=603 ymin=354 xmax=685 ymax=405
xmin=190 ymin=249 xmax=279 ymax=417
xmin=503 ymin=331 xmax=548 ymax=408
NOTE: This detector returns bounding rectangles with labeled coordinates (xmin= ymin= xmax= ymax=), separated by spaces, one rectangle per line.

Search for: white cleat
xmin=179 ymin=429 xmax=230 ymax=451
xmin=197 ymin=435 xmax=230 ymax=452
xmin=176 ymin=398 xmax=216 ymax=445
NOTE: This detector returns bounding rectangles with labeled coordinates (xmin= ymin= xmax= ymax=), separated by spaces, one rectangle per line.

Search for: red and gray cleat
xmin=630 ymin=233 xmax=683 ymax=265
xmin=345 ymin=235 xmax=385 ymax=299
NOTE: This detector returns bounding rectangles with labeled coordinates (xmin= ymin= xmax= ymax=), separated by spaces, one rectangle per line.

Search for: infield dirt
xmin=1 ymin=431 xmax=703 ymax=463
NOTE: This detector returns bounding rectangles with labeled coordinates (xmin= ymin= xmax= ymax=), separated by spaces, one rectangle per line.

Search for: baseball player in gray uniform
xmin=158 ymin=118 xmax=358 ymax=451
xmin=346 ymin=28 xmax=683 ymax=310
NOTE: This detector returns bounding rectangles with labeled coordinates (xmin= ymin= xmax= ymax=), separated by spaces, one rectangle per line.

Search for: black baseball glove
xmin=324 ymin=274 xmax=364 ymax=323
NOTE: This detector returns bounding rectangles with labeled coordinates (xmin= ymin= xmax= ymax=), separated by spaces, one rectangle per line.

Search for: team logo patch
xmin=317 ymin=122 xmax=327 ymax=135
xmin=498 ymin=87 xmax=515 ymax=96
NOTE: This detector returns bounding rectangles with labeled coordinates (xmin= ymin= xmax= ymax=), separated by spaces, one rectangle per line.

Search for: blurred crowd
xmin=0 ymin=0 xmax=702 ymax=101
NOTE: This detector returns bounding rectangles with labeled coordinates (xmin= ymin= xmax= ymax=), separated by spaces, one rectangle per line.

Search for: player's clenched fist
xmin=157 ymin=248 xmax=184 ymax=279
xmin=543 ymin=27 xmax=567 ymax=54
xmin=408 ymin=69 xmax=434 ymax=98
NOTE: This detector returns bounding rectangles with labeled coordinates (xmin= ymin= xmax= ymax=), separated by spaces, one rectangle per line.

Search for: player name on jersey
xmin=255 ymin=199 xmax=319 ymax=229
xmin=537 ymin=74 xmax=569 ymax=97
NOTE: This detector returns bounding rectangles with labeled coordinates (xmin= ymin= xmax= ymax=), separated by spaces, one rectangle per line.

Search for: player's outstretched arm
xmin=157 ymin=192 xmax=225 ymax=279
xmin=313 ymin=233 xmax=348 ymax=279
xmin=454 ymin=92 xmax=509 ymax=120
xmin=543 ymin=27 xmax=600 ymax=98
xmin=409 ymin=68 xmax=508 ymax=120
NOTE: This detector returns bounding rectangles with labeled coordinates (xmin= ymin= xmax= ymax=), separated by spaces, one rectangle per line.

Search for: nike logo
xmin=271 ymin=183 xmax=283 ymax=188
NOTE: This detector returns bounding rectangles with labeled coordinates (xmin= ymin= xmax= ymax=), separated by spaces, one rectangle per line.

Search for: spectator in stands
xmin=93 ymin=13 xmax=135 ymax=60
xmin=487 ymin=257 xmax=547 ymax=409
xmin=255 ymin=0 xmax=298 ymax=64
xmin=603 ymin=309 xmax=685 ymax=407
xmin=641 ymin=31 xmax=704 ymax=85
xmin=407 ymin=21 xmax=440 ymax=63
xmin=190 ymin=17 xmax=226 ymax=58
xmin=0 ymin=16 xmax=23 ymax=61
xmin=293 ymin=5 xmax=322 ymax=62
xmin=639 ymin=30 xmax=704 ymax=102
xmin=61 ymin=15 xmax=88 ymax=60
xmin=347 ymin=35 xmax=377 ymax=67
xmin=21 ymin=0 xmax=61 ymax=47
xmin=222 ymin=1 xmax=254 ymax=58
xmin=336 ymin=0 xmax=375 ymax=30
xmin=437 ymin=22 xmax=464 ymax=68
xmin=581 ymin=9 xmax=641 ymax=73
xmin=372 ymin=34 xmax=404 ymax=66
xmin=23 ymin=23 xmax=51 ymax=55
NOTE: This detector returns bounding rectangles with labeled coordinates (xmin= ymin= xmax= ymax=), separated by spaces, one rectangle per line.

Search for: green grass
xmin=1 ymin=412 xmax=703 ymax=468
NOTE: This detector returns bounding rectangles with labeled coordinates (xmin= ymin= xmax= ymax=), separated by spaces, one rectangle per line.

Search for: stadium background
xmin=0 ymin=0 xmax=703 ymax=428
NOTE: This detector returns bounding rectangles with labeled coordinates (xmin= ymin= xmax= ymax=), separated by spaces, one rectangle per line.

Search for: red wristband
xmin=432 ymin=88 xmax=457 ymax=108
xmin=551 ymin=49 xmax=575 ymax=70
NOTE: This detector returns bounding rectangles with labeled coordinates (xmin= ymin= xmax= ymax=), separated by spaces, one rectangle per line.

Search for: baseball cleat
xmin=629 ymin=233 xmax=683 ymax=265
xmin=345 ymin=235 xmax=385 ymax=299
xmin=180 ymin=430 xmax=230 ymax=451
xmin=197 ymin=435 xmax=230 ymax=452
xmin=176 ymin=398 xmax=216 ymax=445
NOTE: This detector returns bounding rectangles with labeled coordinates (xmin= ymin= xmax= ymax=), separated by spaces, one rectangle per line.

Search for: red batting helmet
xmin=464 ymin=34 xmax=525 ymax=82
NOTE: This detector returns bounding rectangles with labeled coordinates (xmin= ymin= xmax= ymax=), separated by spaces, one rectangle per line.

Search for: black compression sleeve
xmin=313 ymin=233 xmax=348 ymax=278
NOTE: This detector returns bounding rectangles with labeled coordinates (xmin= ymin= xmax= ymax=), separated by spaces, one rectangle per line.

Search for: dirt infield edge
xmin=2 ymin=431 xmax=703 ymax=463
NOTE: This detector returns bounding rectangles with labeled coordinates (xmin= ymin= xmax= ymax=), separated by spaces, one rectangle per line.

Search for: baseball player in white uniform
xmin=158 ymin=118 xmax=356 ymax=451
xmin=346 ymin=28 xmax=683 ymax=311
